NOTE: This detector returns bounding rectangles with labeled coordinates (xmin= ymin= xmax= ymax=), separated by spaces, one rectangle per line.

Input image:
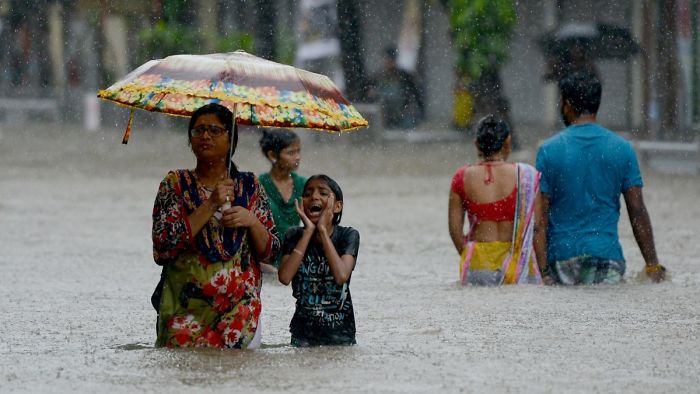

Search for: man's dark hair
xmin=558 ymin=71 xmax=602 ymax=116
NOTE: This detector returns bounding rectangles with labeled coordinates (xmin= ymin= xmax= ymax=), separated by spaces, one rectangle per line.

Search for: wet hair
xmin=384 ymin=46 xmax=398 ymax=61
xmin=475 ymin=115 xmax=511 ymax=157
xmin=304 ymin=174 xmax=344 ymax=225
xmin=558 ymin=71 xmax=602 ymax=116
xmin=259 ymin=128 xmax=300 ymax=158
xmin=187 ymin=103 xmax=238 ymax=153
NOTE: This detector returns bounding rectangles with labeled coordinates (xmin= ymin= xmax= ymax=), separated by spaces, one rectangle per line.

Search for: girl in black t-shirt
xmin=278 ymin=175 xmax=360 ymax=346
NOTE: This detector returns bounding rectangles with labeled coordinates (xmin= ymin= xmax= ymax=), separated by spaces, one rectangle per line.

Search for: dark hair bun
xmin=475 ymin=115 xmax=510 ymax=157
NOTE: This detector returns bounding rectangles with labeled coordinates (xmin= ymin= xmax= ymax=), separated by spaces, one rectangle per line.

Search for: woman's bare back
xmin=462 ymin=162 xmax=517 ymax=242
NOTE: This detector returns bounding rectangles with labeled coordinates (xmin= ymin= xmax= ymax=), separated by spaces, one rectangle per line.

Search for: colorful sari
xmin=459 ymin=163 xmax=542 ymax=285
xmin=152 ymin=169 xmax=280 ymax=348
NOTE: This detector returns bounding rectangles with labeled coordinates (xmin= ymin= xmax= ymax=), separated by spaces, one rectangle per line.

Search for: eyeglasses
xmin=190 ymin=125 xmax=227 ymax=137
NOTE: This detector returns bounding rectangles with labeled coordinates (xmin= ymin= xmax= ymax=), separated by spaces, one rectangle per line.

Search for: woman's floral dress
xmin=152 ymin=169 xmax=279 ymax=348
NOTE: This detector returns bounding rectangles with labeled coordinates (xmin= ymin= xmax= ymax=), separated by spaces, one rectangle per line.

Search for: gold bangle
xmin=292 ymin=248 xmax=304 ymax=256
xmin=645 ymin=264 xmax=665 ymax=274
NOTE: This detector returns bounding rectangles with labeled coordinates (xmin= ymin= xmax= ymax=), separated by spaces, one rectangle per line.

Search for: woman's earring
xmin=271 ymin=159 xmax=277 ymax=164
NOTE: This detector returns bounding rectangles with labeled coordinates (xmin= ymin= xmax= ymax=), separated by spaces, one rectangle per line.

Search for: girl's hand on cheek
xmin=295 ymin=198 xmax=315 ymax=233
xmin=317 ymin=194 xmax=335 ymax=234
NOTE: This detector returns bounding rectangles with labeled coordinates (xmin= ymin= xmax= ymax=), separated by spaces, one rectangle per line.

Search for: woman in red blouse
xmin=448 ymin=115 xmax=547 ymax=285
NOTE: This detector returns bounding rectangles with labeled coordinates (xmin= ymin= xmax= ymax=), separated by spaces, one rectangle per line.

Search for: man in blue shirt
xmin=534 ymin=72 xmax=665 ymax=284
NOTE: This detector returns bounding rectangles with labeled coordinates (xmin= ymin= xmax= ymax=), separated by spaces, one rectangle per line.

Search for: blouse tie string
xmin=483 ymin=162 xmax=494 ymax=185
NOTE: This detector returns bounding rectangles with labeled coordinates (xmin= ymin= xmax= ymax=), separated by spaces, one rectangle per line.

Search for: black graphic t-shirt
xmin=282 ymin=226 xmax=360 ymax=346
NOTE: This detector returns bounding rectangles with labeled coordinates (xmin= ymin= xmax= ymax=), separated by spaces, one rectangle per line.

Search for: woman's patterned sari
xmin=459 ymin=163 xmax=542 ymax=285
xmin=152 ymin=169 xmax=279 ymax=348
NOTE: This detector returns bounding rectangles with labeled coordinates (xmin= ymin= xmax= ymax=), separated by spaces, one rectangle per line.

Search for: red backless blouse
xmin=451 ymin=164 xmax=517 ymax=222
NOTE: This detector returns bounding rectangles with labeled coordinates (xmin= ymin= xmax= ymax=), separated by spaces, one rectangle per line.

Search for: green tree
xmin=442 ymin=0 xmax=517 ymax=132
xmin=137 ymin=21 xmax=254 ymax=64
xmin=136 ymin=0 xmax=254 ymax=65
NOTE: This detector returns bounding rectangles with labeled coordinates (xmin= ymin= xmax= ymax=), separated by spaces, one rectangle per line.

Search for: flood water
xmin=1 ymin=122 xmax=699 ymax=393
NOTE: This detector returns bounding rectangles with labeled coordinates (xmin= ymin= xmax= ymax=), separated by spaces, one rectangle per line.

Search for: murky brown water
xmin=1 ymin=123 xmax=699 ymax=393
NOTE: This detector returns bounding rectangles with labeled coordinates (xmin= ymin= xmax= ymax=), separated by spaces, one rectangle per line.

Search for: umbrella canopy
xmin=97 ymin=50 xmax=367 ymax=139
xmin=538 ymin=22 xmax=641 ymax=60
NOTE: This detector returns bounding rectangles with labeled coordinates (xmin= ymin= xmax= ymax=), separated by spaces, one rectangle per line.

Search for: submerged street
xmin=1 ymin=123 xmax=698 ymax=393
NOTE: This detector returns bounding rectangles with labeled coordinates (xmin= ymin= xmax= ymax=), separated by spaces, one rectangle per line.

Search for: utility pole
xmin=691 ymin=0 xmax=699 ymax=129
xmin=337 ymin=0 xmax=368 ymax=101
xmin=657 ymin=0 xmax=680 ymax=140
xmin=255 ymin=0 xmax=277 ymax=60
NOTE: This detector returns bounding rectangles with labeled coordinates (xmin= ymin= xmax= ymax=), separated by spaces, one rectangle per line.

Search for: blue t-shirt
xmin=535 ymin=123 xmax=643 ymax=263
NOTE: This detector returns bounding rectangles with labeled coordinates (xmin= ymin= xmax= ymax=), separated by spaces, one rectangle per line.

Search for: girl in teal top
xmin=258 ymin=129 xmax=306 ymax=270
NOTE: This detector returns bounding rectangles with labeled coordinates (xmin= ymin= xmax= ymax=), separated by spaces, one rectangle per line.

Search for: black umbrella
xmin=538 ymin=22 xmax=641 ymax=60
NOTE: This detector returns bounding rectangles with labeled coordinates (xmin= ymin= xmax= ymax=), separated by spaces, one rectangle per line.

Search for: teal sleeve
xmin=535 ymin=147 xmax=550 ymax=194
xmin=622 ymin=144 xmax=643 ymax=191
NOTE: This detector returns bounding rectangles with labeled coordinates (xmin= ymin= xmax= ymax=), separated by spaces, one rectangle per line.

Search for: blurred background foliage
xmin=137 ymin=21 xmax=254 ymax=64
xmin=443 ymin=0 xmax=517 ymax=130
xmin=445 ymin=0 xmax=517 ymax=80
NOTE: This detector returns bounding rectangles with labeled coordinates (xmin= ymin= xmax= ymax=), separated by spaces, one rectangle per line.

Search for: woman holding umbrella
xmin=151 ymin=103 xmax=280 ymax=349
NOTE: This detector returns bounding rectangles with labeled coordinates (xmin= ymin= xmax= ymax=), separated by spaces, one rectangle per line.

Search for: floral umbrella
xmin=97 ymin=50 xmax=368 ymax=143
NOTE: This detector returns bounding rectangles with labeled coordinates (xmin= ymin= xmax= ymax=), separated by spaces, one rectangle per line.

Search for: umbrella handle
xmin=121 ymin=109 xmax=135 ymax=144
xmin=227 ymin=104 xmax=237 ymax=176
xmin=223 ymin=104 xmax=235 ymax=212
